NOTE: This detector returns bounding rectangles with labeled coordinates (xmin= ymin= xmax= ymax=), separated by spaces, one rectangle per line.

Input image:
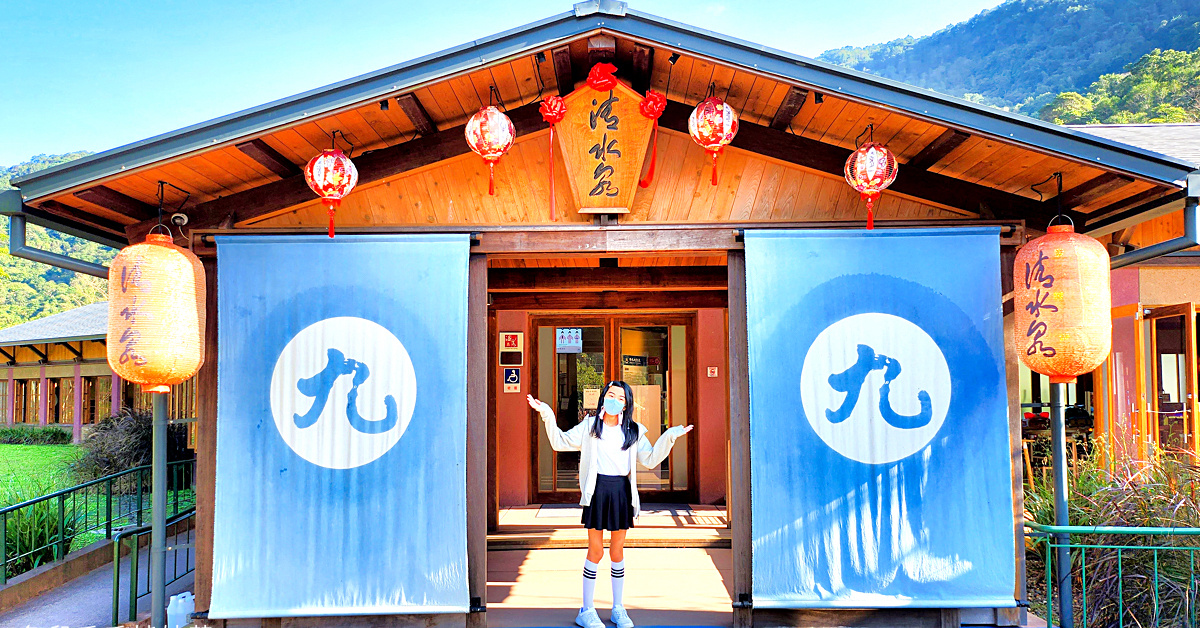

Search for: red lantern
xmin=638 ymin=90 xmax=667 ymax=188
xmin=1013 ymin=223 xmax=1111 ymax=383
xmin=844 ymin=142 xmax=898 ymax=230
xmin=688 ymin=96 xmax=739 ymax=186
xmin=465 ymin=106 xmax=515 ymax=196
xmin=539 ymin=96 xmax=567 ymax=221
xmin=304 ymin=148 xmax=358 ymax=238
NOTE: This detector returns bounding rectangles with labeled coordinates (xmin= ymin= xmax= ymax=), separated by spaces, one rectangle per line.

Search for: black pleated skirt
xmin=582 ymin=474 xmax=635 ymax=531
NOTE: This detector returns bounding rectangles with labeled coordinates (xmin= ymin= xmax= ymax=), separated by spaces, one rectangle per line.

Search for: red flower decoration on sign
xmin=586 ymin=63 xmax=619 ymax=91
xmin=539 ymin=96 xmax=568 ymax=221
xmin=304 ymin=148 xmax=358 ymax=238
xmin=638 ymin=90 xmax=668 ymax=188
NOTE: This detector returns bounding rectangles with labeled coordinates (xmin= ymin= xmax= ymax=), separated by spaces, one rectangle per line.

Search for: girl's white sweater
xmin=538 ymin=407 xmax=687 ymax=518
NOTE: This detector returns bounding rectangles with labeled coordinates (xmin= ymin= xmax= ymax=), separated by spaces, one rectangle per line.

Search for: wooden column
xmin=6 ymin=369 xmax=14 ymax=426
xmin=111 ymin=373 xmax=122 ymax=417
xmin=487 ymin=312 xmax=499 ymax=533
xmin=727 ymin=251 xmax=753 ymax=628
xmin=195 ymin=257 xmax=219 ymax=611
xmin=38 ymin=365 xmax=47 ymax=425
xmin=467 ymin=253 xmax=488 ymax=625
xmin=72 ymin=363 xmax=83 ymax=442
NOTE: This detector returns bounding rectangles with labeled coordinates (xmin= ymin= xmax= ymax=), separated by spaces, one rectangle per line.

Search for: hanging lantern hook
xmin=330 ymin=130 xmax=355 ymax=158
xmin=153 ymin=181 xmax=190 ymax=240
xmin=854 ymin=124 xmax=875 ymax=149
xmin=705 ymin=82 xmax=716 ymax=100
xmin=490 ymin=85 xmax=507 ymax=112
xmin=1031 ymin=172 xmax=1065 ymax=228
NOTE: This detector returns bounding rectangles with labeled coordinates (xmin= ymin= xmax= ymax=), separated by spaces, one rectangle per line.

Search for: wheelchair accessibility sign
xmin=503 ymin=368 xmax=520 ymax=393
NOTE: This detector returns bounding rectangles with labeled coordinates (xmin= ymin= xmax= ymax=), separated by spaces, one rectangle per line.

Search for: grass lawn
xmin=0 ymin=444 xmax=81 ymax=496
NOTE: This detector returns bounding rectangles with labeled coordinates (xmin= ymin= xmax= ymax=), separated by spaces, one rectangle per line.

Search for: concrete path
xmin=0 ymin=543 xmax=194 ymax=628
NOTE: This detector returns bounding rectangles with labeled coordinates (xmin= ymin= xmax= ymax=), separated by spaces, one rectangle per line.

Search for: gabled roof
xmin=1070 ymin=124 xmax=1200 ymax=168
xmin=0 ymin=302 xmax=108 ymax=347
xmin=12 ymin=0 xmax=1196 ymax=204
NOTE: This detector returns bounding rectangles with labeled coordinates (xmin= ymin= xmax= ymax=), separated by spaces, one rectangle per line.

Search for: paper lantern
xmin=844 ymin=142 xmax=898 ymax=229
xmin=688 ymin=97 xmax=739 ymax=186
xmin=465 ymin=106 xmax=515 ymax=196
xmin=304 ymin=148 xmax=358 ymax=238
xmin=539 ymin=96 xmax=567 ymax=221
xmin=1013 ymin=224 xmax=1111 ymax=383
xmin=107 ymin=233 xmax=206 ymax=394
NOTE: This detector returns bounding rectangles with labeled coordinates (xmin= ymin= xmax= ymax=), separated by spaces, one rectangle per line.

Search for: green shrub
xmin=1 ymin=477 xmax=81 ymax=578
xmin=71 ymin=408 xmax=189 ymax=482
xmin=0 ymin=426 xmax=72 ymax=445
xmin=1025 ymin=446 xmax=1200 ymax=627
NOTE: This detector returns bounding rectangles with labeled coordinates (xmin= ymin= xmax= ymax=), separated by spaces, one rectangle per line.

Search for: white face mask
xmin=603 ymin=396 xmax=625 ymax=416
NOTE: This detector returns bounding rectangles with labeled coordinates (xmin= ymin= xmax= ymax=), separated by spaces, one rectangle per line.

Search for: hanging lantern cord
xmin=1032 ymin=172 xmax=1067 ymax=229
xmin=705 ymin=82 xmax=716 ymax=100
xmin=330 ymin=130 xmax=355 ymax=158
xmin=854 ymin=124 xmax=874 ymax=149
xmin=490 ymin=86 xmax=507 ymax=112
xmin=151 ymin=181 xmax=190 ymax=241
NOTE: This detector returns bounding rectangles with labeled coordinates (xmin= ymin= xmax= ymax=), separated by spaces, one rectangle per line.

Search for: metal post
xmin=151 ymin=392 xmax=168 ymax=628
xmin=1 ymin=511 xmax=7 ymax=586
xmin=1050 ymin=382 xmax=1075 ymax=628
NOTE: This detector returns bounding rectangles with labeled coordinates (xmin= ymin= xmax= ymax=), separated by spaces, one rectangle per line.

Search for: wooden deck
xmin=489 ymin=504 xmax=730 ymax=550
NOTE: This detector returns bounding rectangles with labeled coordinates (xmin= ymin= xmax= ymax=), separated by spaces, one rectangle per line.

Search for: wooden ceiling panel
xmin=819 ymin=101 xmax=870 ymax=145
xmin=799 ymin=95 xmax=850 ymax=139
xmin=220 ymin=146 xmax=277 ymax=182
xmin=261 ymin=129 xmax=320 ymax=166
xmin=57 ymin=196 xmax=141 ymax=226
xmin=892 ymin=125 xmax=949 ymax=162
xmin=355 ymin=103 xmax=404 ymax=144
xmin=927 ymin=136 xmax=1001 ymax=178
xmin=424 ymin=81 xmax=468 ymax=128
xmin=683 ymin=57 xmax=717 ymax=103
xmin=1073 ymin=179 xmax=1157 ymax=215
xmin=724 ymin=70 xmax=757 ymax=115
xmin=665 ymin=54 xmax=695 ymax=102
xmin=154 ymin=161 xmax=232 ymax=203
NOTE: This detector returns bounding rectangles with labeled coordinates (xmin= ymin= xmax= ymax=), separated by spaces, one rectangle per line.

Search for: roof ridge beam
xmin=235 ymin=139 xmax=301 ymax=178
xmin=906 ymin=128 xmax=971 ymax=170
xmin=769 ymin=87 xmax=808 ymax=131
xmin=395 ymin=94 xmax=437 ymax=136
xmin=74 ymin=185 xmax=157 ymax=222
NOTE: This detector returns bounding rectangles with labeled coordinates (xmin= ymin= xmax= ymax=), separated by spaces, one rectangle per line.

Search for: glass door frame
xmin=529 ymin=312 xmax=698 ymax=504
xmin=1145 ymin=303 xmax=1199 ymax=455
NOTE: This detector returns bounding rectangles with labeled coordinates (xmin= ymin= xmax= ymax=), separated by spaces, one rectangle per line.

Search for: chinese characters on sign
xmin=1023 ymin=249 xmax=1058 ymax=358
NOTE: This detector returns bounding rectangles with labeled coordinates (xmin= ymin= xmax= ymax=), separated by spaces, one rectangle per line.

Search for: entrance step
xmin=488 ymin=527 xmax=731 ymax=550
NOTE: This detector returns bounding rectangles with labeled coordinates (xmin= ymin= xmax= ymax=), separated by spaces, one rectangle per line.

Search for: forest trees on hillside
xmin=1039 ymin=47 xmax=1200 ymax=124
xmin=0 ymin=152 xmax=113 ymax=329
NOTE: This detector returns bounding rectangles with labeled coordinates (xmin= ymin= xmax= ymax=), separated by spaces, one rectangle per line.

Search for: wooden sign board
xmin=556 ymin=80 xmax=654 ymax=214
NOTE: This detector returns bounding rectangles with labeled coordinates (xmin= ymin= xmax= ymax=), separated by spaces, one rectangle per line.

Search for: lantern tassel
xmin=488 ymin=162 xmax=496 ymax=196
xmin=639 ymin=120 xmax=659 ymax=189
xmin=864 ymin=194 xmax=876 ymax=230
xmin=710 ymin=151 xmax=719 ymax=186
xmin=866 ymin=208 xmax=874 ymax=230
xmin=548 ymin=126 xmax=556 ymax=221
xmin=325 ymin=198 xmax=341 ymax=238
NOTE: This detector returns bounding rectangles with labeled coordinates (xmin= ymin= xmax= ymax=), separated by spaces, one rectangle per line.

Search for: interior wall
xmin=496 ymin=310 xmax=530 ymax=508
xmin=1111 ymin=267 xmax=1140 ymax=308
xmin=696 ymin=308 xmax=728 ymax=505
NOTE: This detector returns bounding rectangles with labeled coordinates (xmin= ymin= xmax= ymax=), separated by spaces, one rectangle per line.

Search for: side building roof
xmin=0 ymin=302 xmax=108 ymax=347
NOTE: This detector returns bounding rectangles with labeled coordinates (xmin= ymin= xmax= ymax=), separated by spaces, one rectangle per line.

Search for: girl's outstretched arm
xmin=636 ymin=424 xmax=692 ymax=468
xmin=528 ymin=394 xmax=586 ymax=452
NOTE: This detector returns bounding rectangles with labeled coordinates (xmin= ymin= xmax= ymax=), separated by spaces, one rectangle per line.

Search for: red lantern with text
xmin=844 ymin=142 xmax=897 ymax=230
xmin=1013 ymin=223 xmax=1111 ymax=383
xmin=107 ymin=233 xmax=206 ymax=394
xmin=304 ymin=149 xmax=358 ymax=238
xmin=465 ymin=106 xmax=515 ymax=196
xmin=688 ymin=97 xmax=739 ymax=186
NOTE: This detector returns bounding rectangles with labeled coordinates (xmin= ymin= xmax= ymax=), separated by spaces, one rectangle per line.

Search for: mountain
xmin=0 ymin=152 xmax=115 ymax=330
xmin=817 ymin=0 xmax=1200 ymax=113
xmin=1040 ymin=46 xmax=1200 ymax=123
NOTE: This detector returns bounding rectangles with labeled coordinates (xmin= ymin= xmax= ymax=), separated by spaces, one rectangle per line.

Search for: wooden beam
xmin=906 ymin=129 xmax=971 ymax=170
xmin=769 ymin=87 xmax=808 ymax=131
xmin=74 ymin=185 xmax=157 ymax=222
xmin=38 ymin=200 xmax=129 ymax=237
xmin=55 ymin=342 xmax=82 ymax=360
xmin=467 ymin=253 xmax=487 ymax=624
xmin=128 ymin=101 xmax=549 ymax=242
xmin=587 ymin=35 xmax=616 ymax=67
xmin=488 ymin=266 xmax=727 ymax=292
xmin=658 ymin=100 xmax=1074 ymax=225
xmin=0 ymin=347 xmax=14 ymax=364
xmin=727 ymin=251 xmax=752 ymax=628
xmin=1052 ymin=172 xmax=1135 ymax=209
xmin=552 ymin=46 xmax=574 ymax=97
xmin=630 ymin=44 xmax=654 ymax=94
xmin=396 ymin=93 xmax=437 ymax=137
xmin=28 ymin=344 xmax=47 ymax=364
xmin=488 ymin=290 xmax=727 ymax=310
xmin=235 ymin=138 xmax=300 ymax=178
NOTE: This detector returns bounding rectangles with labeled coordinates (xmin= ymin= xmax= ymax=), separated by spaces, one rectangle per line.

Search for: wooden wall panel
xmin=247 ymin=128 xmax=963 ymax=229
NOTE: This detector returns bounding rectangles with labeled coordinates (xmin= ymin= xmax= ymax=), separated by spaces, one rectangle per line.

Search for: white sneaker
xmin=576 ymin=607 xmax=605 ymax=628
xmin=611 ymin=605 xmax=635 ymax=628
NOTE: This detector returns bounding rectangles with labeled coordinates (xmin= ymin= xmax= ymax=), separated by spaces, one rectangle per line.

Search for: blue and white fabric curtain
xmin=745 ymin=228 xmax=1016 ymax=608
xmin=210 ymin=235 xmax=470 ymax=618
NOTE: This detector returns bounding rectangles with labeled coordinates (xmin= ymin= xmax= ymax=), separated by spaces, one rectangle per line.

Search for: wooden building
xmin=0 ymin=302 xmax=197 ymax=442
xmin=1 ymin=2 xmax=1197 ymax=626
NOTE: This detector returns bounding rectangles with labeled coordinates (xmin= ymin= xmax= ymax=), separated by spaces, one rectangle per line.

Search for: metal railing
xmin=1026 ymin=522 xmax=1200 ymax=628
xmin=0 ymin=459 xmax=195 ymax=585
xmin=112 ymin=507 xmax=196 ymax=626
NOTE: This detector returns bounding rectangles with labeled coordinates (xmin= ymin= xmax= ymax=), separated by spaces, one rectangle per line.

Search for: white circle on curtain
xmin=799 ymin=312 xmax=951 ymax=464
xmin=269 ymin=316 xmax=417 ymax=469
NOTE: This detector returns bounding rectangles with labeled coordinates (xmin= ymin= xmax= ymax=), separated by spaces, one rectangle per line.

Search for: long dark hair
xmin=590 ymin=380 xmax=638 ymax=450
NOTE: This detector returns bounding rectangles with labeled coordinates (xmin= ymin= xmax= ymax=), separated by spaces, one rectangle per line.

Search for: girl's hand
xmin=667 ymin=424 xmax=694 ymax=438
xmin=527 ymin=394 xmax=552 ymax=416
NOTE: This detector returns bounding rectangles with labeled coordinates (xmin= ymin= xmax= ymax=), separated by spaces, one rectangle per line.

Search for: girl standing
xmin=527 ymin=381 xmax=692 ymax=628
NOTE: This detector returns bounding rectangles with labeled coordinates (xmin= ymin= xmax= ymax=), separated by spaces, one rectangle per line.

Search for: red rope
xmin=488 ymin=162 xmax=495 ymax=196
xmin=548 ymin=126 xmax=556 ymax=221
xmin=639 ymin=121 xmax=658 ymax=189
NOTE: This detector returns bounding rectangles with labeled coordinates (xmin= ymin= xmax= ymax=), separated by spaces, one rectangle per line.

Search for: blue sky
xmin=0 ymin=0 xmax=1003 ymax=167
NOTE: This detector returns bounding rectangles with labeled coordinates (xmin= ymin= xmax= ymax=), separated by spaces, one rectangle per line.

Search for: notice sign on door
xmin=503 ymin=368 xmax=520 ymax=393
xmin=556 ymin=328 xmax=583 ymax=354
